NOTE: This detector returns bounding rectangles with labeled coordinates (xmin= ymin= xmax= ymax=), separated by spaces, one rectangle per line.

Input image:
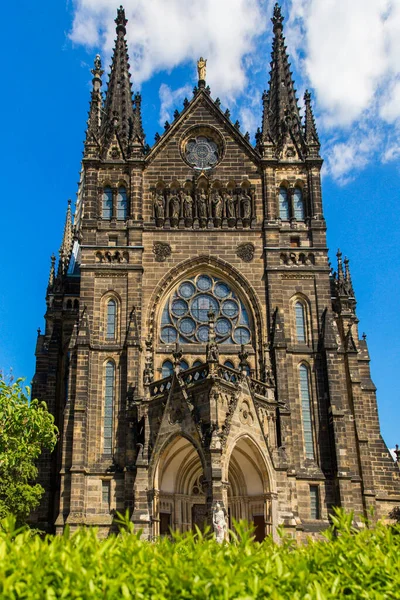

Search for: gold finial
xmin=197 ymin=57 xmax=207 ymax=82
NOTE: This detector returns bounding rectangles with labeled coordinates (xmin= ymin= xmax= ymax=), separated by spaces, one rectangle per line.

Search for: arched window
xmin=293 ymin=187 xmax=305 ymax=220
xmin=224 ymin=360 xmax=235 ymax=369
xmin=116 ymin=186 xmax=127 ymax=220
xmin=102 ymin=187 xmax=113 ymax=219
xmin=180 ymin=360 xmax=189 ymax=371
xmin=104 ymin=361 xmax=115 ymax=454
xmin=162 ymin=360 xmax=174 ymax=378
xmin=193 ymin=360 xmax=203 ymax=368
xmin=106 ymin=299 xmax=116 ymax=340
xmin=295 ymin=302 xmax=306 ymax=343
xmin=279 ymin=187 xmax=289 ymax=220
xmin=299 ymin=364 xmax=314 ymax=460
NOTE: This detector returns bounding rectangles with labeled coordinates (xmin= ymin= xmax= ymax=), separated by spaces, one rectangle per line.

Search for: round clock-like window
xmin=185 ymin=136 xmax=219 ymax=169
xmin=181 ymin=126 xmax=224 ymax=170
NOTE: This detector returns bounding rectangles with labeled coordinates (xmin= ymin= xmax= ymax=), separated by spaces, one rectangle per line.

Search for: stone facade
xmin=31 ymin=5 xmax=400 ymax=540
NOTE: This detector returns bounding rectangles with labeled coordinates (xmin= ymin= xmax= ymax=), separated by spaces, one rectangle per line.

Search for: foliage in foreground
xmin=0 ymin=511 xmax=399 ymax=599
xmin=0 ymin=374 xmax=58 ymax=524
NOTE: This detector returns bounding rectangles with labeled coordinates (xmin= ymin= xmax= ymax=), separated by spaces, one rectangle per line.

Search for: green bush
xmin=0 ymin=510 xmax=399 ymax=599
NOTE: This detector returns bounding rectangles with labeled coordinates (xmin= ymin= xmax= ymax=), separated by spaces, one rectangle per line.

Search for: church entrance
xmin=153 ymin=436 xmax=206 ymax=536
xmin=227 ymin=437 xmax=271 ymax=540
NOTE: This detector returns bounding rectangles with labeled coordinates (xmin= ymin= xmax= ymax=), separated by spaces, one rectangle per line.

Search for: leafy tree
xmin=0 ymin=374 xmax=58 ymax=524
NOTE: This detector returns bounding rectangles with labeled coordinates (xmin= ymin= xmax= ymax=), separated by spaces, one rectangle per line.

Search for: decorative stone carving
xmin=239 ymin=400 xmax=254 ymax=426
xmin=169 ymin=191 xmax=181 ymax=223
xmin=225 ymin=190 xmax=236 ymax=220
xmin=95 ymin=250 xmax=129 ymax=263
xmin=153 ymin=242 xmax=171 ymax=262
xmin=240 ymin=190 xmax=252 ymax=221
xmin=211 ymin=190 xmax=223 ymax=222
xmin=280 ymin=252 xmax=315 ymax=266
xmin=183 ymin=191 xmax=194 ymax=221
xmin=197 ymin=190 xmax=208 ymax=220
xmin=212 ymin=502 xmax=227 ymax=543
xmin=236 ymin=243 xmax=255 ymax=263
xmin=153 ymin=190 xmax=165 ymax=222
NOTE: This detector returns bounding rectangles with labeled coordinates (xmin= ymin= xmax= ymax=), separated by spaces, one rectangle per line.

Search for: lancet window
xmin=102 ymin=187 xmax=113 ymax=219
xmin=116 ymin=186 xmax=127 ymax=220
xmin=104 ymin=361 xmax=115 ymax=454
xmin=295 ymin=301 xmax=306 ymax=343
xmin=106 ymin=299 xmax=116 ymax=340
xmin=299 ymin=364 xmax=314 ymax=460
xmin=293 ymin=187 xmax=305 ymax=220
xmin=279 ymin=187 xmax=289 ymax=220
xmin=160 ymin=274 xmax=252 ymax=346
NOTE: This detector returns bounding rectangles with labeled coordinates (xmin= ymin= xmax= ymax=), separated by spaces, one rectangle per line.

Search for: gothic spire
xmin=304 ymin=90 xmax=320 ymax=157
xmin=48 ymin=254 xmax=56 ymax=290
xmin=101 ymin=6 xmax=136 ymax=154
xmin=58 ymin=200 xmax=73 ymax=276
xmin=84 ymin=55 xmax=104 ymax=158
xmin=261 ymin=3 xmax=303 ymax=154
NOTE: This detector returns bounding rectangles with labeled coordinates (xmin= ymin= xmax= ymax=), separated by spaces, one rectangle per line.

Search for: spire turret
xmin=304 ymin=90 xmax=320 ymax=157
xmin=58 ymin=200 xmax=73 ymax=276
xmin=101 ymin=6 xmax=136 ymax=156
xmin=48 ymin=254 xmax=56 ymax=289
xmin=84 ymin=55 xmax=104 ymax=158
xmin=261 ymin=3 xmax=303 ymax=155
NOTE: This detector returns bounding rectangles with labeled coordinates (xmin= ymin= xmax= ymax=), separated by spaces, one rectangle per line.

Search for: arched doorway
xmin=153 ymin=436 xmax=206 ymax=536
xmin=227 ymin=437 xmax=272 ymax=541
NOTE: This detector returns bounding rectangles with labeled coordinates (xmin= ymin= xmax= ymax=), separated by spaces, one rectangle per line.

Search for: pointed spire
xmin=48 ymin=254 xmax=56 ymax=289
xmin=133 ymin=92 xmax=145 ymax=145
xmin=344 ymin=257 xmax=355 ymax=297
xmin=58 ymin=200 xmax=73 ymax=277
xmin=337 ymin=249 xmax=344 ymax=285
xmin=84 ymin=55 xmax=104 ymax=157
xmin=261 ymin=4 xmax=304 ymax=155
xmin=304 ymin=90 xmax=320 ymax=157
xmin=101 ymin=6 xmax=135 ymax=155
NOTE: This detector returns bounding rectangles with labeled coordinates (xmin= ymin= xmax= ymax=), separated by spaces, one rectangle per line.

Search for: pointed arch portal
xmin=153 ymin=436 xmax=206 ymax=536
xmin=227 ymin=437 xmax=272 ymax=541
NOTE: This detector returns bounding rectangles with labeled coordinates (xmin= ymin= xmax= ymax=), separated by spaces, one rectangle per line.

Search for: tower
xmin=32 ymin=4 xmax=400 ymax=539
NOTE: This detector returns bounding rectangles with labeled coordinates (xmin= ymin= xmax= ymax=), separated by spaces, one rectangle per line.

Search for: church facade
xmin=32 ymin=5 xmax=400 ymax=540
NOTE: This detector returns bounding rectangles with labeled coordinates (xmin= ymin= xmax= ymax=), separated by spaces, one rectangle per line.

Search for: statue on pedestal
xmin=213 ymin=502 xmax=227 ymax=543
xmin=197 ymin=57 xmax=207 ymax=81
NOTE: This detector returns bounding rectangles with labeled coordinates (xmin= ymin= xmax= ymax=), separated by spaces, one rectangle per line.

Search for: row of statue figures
xmin=152 ymin=187 xmax=255 ymax=227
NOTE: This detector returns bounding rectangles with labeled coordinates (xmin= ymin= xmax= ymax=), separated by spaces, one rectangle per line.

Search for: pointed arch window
xmin=117 ymin=186 xmax=128 ymax=220
xmin=102 ymin=187 xmax=113 ymax=219
xmin=279 ymin=187 xmax=289 ymax=220
xmin=106 ymin=299 xmax=116 ymax=340
xmin=299 ymin=364 xmax=314 ymax=460
xmin=295 ymin=302 xmax=306 ymax=343
xmin=104 ymin=361 xmax=115 ymax=454
xmin=293 ymin=187 xmax=305 ymax=220
xmin=162 ymin=360 xmax=174 ymax=379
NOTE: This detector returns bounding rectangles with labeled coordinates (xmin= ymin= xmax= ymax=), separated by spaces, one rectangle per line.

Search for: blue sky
xmin=0 ymin=0 xmax=399 ymax=449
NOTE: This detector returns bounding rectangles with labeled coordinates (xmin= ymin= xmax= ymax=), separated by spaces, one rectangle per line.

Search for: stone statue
xmin=213 ymin=502 xmax=227 ymax=543
xmin=241 ymin=190 xmax=251 ymax=220
xmin=197 ymin=190 xmax=208 ymax=219
xmin=197 ymin=57 xmax=207 ymax=81
xmin=170 ymin=192 xmax=181 ymax=220
xmin=211 ymin=190 xmax=223 ymax=219
xmin=154 ymin=190 xmax=165 ymax=220
xmin=94 ymin=54 xmax=102 ymax=71
xmin=226 ymin=191 xmax=236 ymax=219
xmin=183 ymin=191 xmax=193 ymax=219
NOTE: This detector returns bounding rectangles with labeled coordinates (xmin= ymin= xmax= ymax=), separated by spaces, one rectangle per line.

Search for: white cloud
xmin=70 ymin=0 xmax=267 ymax=100
xmin=69 ymin=0 xmax=400 ymax=183
xmin=159 ymin=83 xmax=192 ymax=126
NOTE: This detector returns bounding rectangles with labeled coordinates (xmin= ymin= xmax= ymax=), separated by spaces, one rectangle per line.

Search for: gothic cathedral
xmin=32 ymin=5 xmax=400 ymax=540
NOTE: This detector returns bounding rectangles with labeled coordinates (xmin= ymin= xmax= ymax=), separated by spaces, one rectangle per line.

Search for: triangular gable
xmin=146 ymin=89 xmax=260 ymax=166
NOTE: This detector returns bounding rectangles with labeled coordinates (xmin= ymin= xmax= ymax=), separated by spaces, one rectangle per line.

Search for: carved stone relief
xmin=153 ymin=242 xmax=172 ymax=263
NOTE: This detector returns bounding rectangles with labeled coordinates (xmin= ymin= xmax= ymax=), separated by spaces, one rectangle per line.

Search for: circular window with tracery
xmin=185 ymin=136 xmax=219 ymax=169
xmin=160 ymin=274 xmax=252 ymax=346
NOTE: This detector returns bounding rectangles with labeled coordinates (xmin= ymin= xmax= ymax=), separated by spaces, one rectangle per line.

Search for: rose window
xmin=160 ymin=274 xmax=252 ymax=345
xmin=185 ymin=136 xmax=219 ymax=169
